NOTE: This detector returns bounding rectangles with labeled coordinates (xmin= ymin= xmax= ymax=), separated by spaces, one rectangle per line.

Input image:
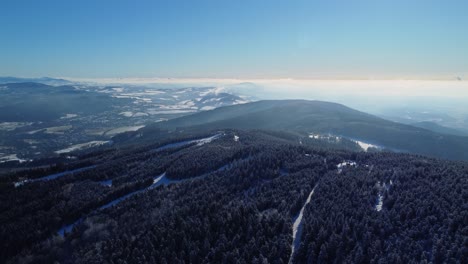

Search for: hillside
xmin=0 ymin=129 xmax=465 ymax=263
xmin=411 ymin=121 xmax=468 ymax=136
xmin=135 ymin=100 xmax=468 ymax=160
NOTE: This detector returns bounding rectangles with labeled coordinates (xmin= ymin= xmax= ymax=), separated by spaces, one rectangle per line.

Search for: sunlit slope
xmin=145 ymin=100 xmax=468 ymax=160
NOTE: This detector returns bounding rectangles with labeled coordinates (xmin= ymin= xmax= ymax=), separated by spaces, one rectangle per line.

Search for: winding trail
xmin=58 ymin=172 xmax=166 ymax=236
xmin=57 ymin=157 xmax=250 ymax=237
xmin=289 ymin=185 xmax=317 ymax=264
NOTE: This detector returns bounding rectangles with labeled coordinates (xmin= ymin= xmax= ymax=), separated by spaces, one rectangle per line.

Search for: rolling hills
xmin=134 ymin=100 xmax=468 ymax=160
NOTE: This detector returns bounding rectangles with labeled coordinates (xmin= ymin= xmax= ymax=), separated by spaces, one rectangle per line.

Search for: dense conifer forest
xmin=0 ymin=130 xmax=466 ymax=263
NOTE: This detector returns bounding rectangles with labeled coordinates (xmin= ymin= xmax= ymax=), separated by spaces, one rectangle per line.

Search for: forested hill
xmin=130 ymin=100 xmax=468 ymax=160
xmin=1 ymin=129 xmax=466 ymax=263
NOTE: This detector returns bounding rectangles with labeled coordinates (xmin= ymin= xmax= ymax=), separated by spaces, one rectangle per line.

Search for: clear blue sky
xmin=1 ymin=0 xmax=467 ymax=78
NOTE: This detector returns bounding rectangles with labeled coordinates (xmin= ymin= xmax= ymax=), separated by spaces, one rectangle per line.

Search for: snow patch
xmin=55 ymin=141 xmax=111 ymax=154
xmin=60 ymin=114 xmax=78 ymax=119
xmin=99 ymin=179 xmax=112 ymax=187
xmin=0 ymin=122 xmax=32 ymax=131
xmin=309 ymin=133 xmax=341 ymax=142
xmin=195 ymin=134 xmax=222 ymax=146
xmin=154 ymin=133 xmax=223 ymax=151
xmin=119 ymin=111 xmax=134 ymax=117
xmin=337 ymin=161 xmax=357 ymax=173
xmin=104 ymin=126 xmax=145 ymax=136
xmin=200 ymin=106 xmax=216 ymax=111
xmin=352 ymin=140 xmax=381 ymax=152
xmin=376 ymin=194 xmax=384 ymax=212
xmin=0 ymin=154 xmax=28 ymax=164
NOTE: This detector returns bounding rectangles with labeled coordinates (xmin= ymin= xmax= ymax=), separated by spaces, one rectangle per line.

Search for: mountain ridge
xmin=135 ymin=100 xmax=468 ymax=160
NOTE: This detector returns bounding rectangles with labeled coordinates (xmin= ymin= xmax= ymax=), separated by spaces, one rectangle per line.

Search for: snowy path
xmin=59 ymin=172 xmax=166 ymax=236
xmin=289 ymin=185 xmax=317 ymax=264
xmin=57 ymin=155 xmax=253 ymax=237
xmin=153 ymin=133 xmax=222 ymax=152
xmin=15 ymin=165 xmax=97 ymax=187
xmin=57 ymin=159 xmax=239 ymax=237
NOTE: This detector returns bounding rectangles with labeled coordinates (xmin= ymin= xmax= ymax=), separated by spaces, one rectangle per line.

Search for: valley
xmin=0 ymin=82 xmax=250 ymax=164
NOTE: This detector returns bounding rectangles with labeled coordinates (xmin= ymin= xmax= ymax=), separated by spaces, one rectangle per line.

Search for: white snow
xmin=200 ymin=106 xmax=216 ymax=111
xmin=42 ymin=126 xmax=73 ymax=135
xmin=309 ymin=133 xmax=341 ymax=141
xmin=289 ymin=186 xmax=317 ymax=264
xmin=152 ymin=173 xmax=165 ymax=185
xmin=154 ymin=133 xmax=223 ymax=151
xmin=0 ymin=122 xmax=32 ymax=131
xmin=119 ymin=111 xmax=134 ymax=117
xmin=0 ymin=154 xmax=28 ymax=164
xmin=60 ymin=114 xmax=78 ymax=119
xmin=54 ymin=141 xmax=111 ymax=154
xmin=376 ymin=194 xmax=383 ymax=211
xmin=133 ymin=112 xmax=148 ymax=117
xmin=119 ymin=112 xmax=148 ymax=117
xmin=147 ymin=109 xmax=197 ymax=115
xmin=337 ymin=161 xmax=357 ymax=173
xmin=234 ymin=135 xmax=239 ymax=142
xmin=195 ymin=134 xmax=222 ymax=146
xmin=352 ymin=140 xmax=381 ymax=152
xmin=143 ymin=90 xmax=165 ymax=95
xmin=112 ymin=87 xmax=124 ymax=92
xmin=233 ymin=99 xmax=249 ymax=104
xmin=374 ymin=180 xmax=393 ymax=212
xmin=104 ymin=126 xmax=145 ymax=136
xmin=14 ymin=180 xmax=28 ymax=187
xmin=199 ymin=87 xmax=225 ymax=96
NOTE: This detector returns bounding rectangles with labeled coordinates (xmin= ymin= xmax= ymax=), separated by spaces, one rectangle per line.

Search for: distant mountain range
xmin=0 ymin=77 xmax=73 ymax=86
xmin=0 ymin=82 xmax=126 ymax=122
xmin=132 ymin=100 xmax=468 ymax=160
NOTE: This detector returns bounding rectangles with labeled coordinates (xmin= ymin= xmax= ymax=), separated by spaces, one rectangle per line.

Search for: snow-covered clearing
xmin=104 ymin=126 xmax=145 ymax=136
xmin=337 ymin=161 xmax=357 ymax=173
xmin=60 ymin=114 xmax=78 ymax=119
xmin=0 ymin=122 xmax=32 ymax=131
xmin=200 ymin=106 xmax=216 ymax=111
xmin=351 ymin=140 xmax=381 ymax=152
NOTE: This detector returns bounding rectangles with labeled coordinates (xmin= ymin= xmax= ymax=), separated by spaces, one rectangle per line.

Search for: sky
xmin=1 ymin=0 xmax=467 ymax=79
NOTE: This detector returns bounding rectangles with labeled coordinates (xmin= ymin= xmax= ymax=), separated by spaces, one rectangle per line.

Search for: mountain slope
xmin=1 ymin=130 xmax=466 ymax=263
xmin=411 ymin=121 xmax=468 ymax=136
xmin=140 ymin=100 xmax=468 ymax=160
